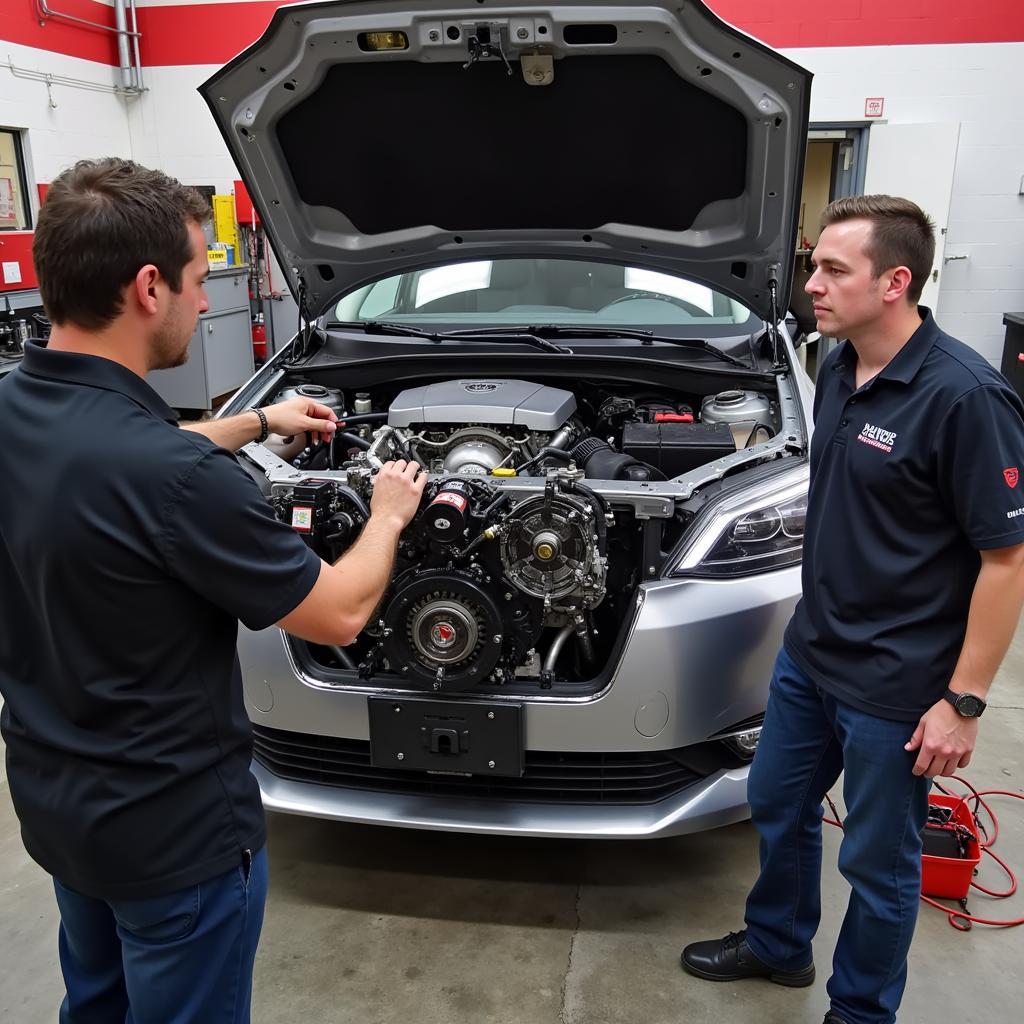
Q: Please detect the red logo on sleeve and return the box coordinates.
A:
[1005,467,1020,488]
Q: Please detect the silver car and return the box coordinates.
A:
[203,0,814,838]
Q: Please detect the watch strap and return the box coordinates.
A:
[943,688,986,718]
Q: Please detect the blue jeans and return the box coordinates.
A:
[52,846,268,1024]
[743,647,929,1024]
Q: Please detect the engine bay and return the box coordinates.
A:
[251,373,794,696]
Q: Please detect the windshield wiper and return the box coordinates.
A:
[333,320,439,339]
[331,320,751,365]
[423,328,571,353]
[478,324,754,368]
[332,320,572,353]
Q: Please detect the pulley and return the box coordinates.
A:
[381,569,504,690]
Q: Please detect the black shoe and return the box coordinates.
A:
[823,1016,849,1024]
[680,930,815,987]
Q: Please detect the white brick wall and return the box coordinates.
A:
[1,42,133,195]
[125,65,239,192]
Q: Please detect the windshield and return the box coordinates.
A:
[332,259,755,329]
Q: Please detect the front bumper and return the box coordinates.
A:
[240,566,800,838]
[253,759,752,839]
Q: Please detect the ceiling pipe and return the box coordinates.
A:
[113,0,133,91]
[35,0,140,40]
[128,0,143,93]
[35,0,144,93]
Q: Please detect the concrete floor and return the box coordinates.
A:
[2,631,1022,1024]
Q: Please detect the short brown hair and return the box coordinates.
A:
[820,195,936,304]
[33,159,210,330]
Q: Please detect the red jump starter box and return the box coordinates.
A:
[920,793,982,900]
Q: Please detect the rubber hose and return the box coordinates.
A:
[574,615,597,669]
[329,431,371,467]
[332,483,370,520]
[742,421,776,448]
[481,491,511,520]
[519,447,573,476]
[334,412,387,426]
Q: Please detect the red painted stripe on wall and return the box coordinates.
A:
[3,0,120,66]
[6,1,1024,68]
[136,2,280,67]
[132,0,1024,66]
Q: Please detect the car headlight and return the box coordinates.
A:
[673,464,808,578]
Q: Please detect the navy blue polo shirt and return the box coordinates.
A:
[0,343,321,899]
[785,308,1024,721]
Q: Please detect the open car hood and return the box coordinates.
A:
[200,0,811,321]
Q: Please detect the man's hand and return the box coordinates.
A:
[277,459,427,645]
[263,396,338,444]
[369,460,427,530]
[905,698,979,778]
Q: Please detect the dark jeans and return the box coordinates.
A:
[743,647,929,1024]
[52,846,268,1024]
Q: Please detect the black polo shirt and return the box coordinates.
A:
[785,308,1024,721]
[0,343,321,899]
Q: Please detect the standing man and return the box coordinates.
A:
[0,158,426,1023]
[681,196,1024,1024]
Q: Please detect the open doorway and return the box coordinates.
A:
[790,125,868,375]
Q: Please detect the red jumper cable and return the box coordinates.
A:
[823,775,1023,931]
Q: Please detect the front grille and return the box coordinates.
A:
[252,725,709,806]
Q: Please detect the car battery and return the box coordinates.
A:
[622,421,735,477]
[920,793,981,901]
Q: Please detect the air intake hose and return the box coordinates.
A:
[570,437,663,481]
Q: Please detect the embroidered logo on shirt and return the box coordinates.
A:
[1004,467,1020,488]
[856,422,897,454]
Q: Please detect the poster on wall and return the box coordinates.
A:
[0,178,16,226]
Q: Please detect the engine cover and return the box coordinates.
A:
[388,379,576,431]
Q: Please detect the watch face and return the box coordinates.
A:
[956,694,985,717]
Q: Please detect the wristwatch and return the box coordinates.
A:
[942,689,987,718]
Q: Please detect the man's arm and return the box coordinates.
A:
[276,460,427,644]
[182,395,338,451]
[182,409,265,451]
[905,542,1024,777]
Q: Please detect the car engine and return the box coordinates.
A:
[388,379,579,476]
[265,376,780,693]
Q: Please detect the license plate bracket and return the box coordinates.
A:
[368,696,524,777]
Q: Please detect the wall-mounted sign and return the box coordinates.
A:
[0,178,16,226]
[865,97,885,118]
